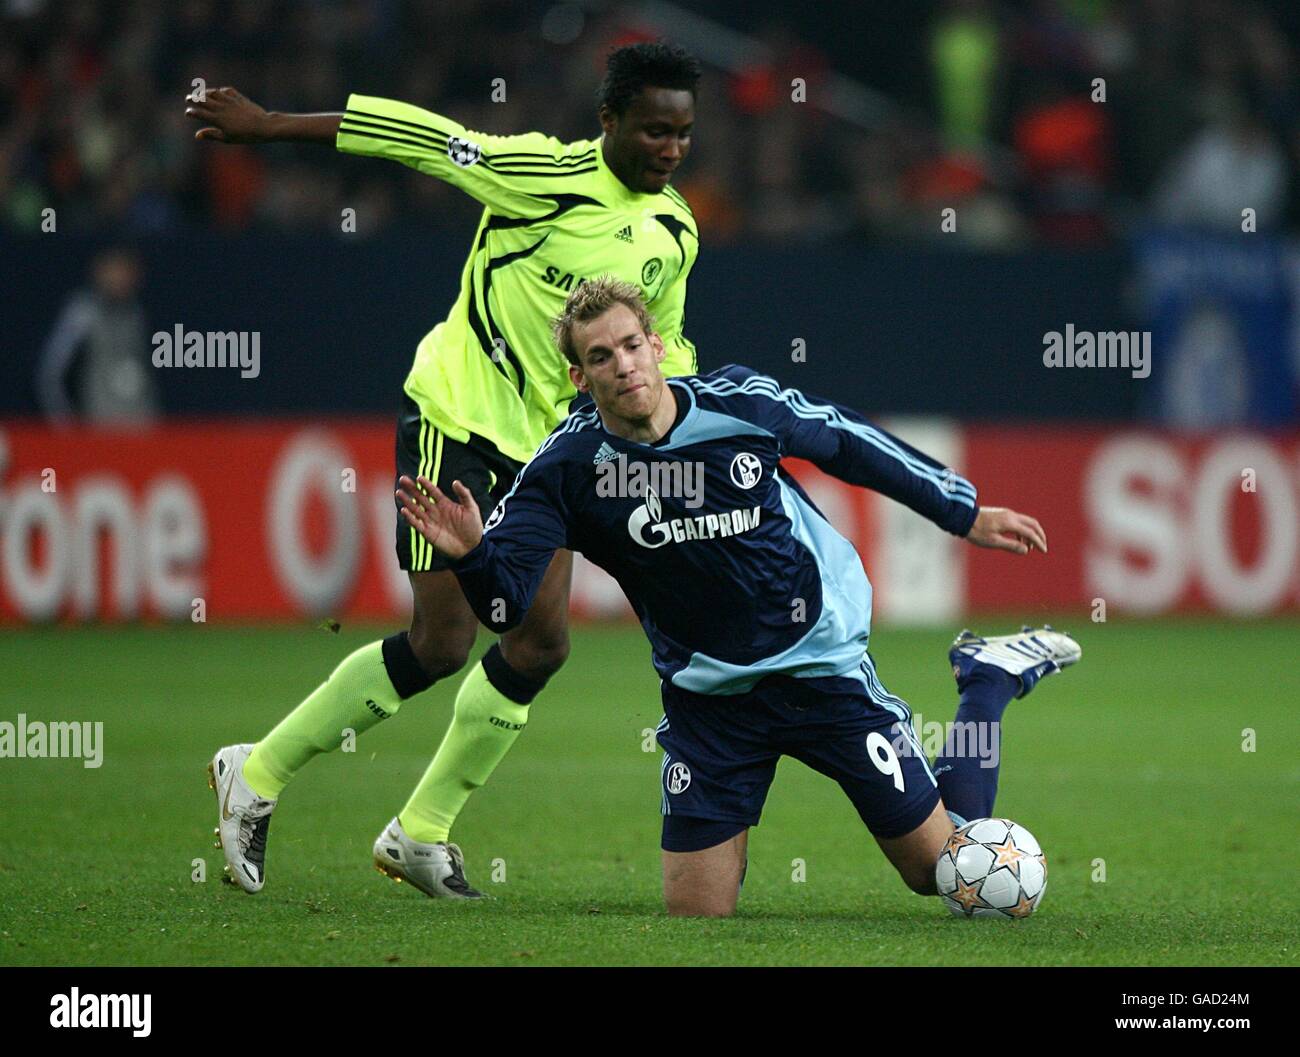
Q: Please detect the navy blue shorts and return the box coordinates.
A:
[656,669,940,852]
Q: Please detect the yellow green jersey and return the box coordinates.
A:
[336,94,700,464]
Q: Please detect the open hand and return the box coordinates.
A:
[966,507,1047,555]
[395,475,484,561]
[185,86,271,143]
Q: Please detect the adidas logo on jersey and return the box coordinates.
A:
[593,442,620,465]
[615,225,633,243]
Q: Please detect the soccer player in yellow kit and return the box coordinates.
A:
[188,43,701,898]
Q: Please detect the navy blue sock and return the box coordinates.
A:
[934,666,1020,822]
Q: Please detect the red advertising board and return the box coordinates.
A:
[963,427,1300,615]
[1,421,1296,623]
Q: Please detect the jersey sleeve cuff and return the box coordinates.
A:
[335,93,364,153]
[449,537,490,571]
[953,502,979,538]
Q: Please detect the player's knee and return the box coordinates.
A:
[528,634,571,679]
[665,891,737,918]
[899,863,938,896]
[406,617,474,680]
[499,630,570,682]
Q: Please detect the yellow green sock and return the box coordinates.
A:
[243,641,403,799]
[399,658,530,843]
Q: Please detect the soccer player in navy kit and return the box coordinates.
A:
[397,277,1080,916]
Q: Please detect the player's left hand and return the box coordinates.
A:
[185,85,271,143]
[396,475,484,560]
[966,507,1047,555]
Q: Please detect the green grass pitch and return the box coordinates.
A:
[1,618,1296,966]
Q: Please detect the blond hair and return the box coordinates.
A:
[551,275,656,365]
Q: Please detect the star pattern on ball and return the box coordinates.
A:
[952,878,986,913]
[989,837,1027,878]
[1005,891,1036,918]
[945,829,978,857]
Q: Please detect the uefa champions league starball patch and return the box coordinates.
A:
[447,136,482,167]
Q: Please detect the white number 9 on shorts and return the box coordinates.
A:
[866,731,905,792]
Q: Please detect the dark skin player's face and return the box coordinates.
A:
[600,87,695,194]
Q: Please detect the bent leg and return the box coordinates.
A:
[782,665,946,897]
[655,682,780,917]
[932,663,1019,825]
[663,829,749,917]
[405,569,482,680]
[498,549,574,682]
[399,552,574,843]
[874,799,955,895]
[242,570,475,800]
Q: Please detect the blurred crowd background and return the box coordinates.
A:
[3,0,1299,244]
[3,0,1299,428]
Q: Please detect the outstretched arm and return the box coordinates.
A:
[189,88,595,220]
[718,367,1048,556]
[185,86,341,144]
[397,469,569,631]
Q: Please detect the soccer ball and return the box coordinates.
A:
[934,817,1047,919]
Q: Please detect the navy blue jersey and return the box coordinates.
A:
[451,365,978,694]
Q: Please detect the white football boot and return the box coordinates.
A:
[207,744,277,893]
[373,817,484,900]
[949,625,1081,698]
